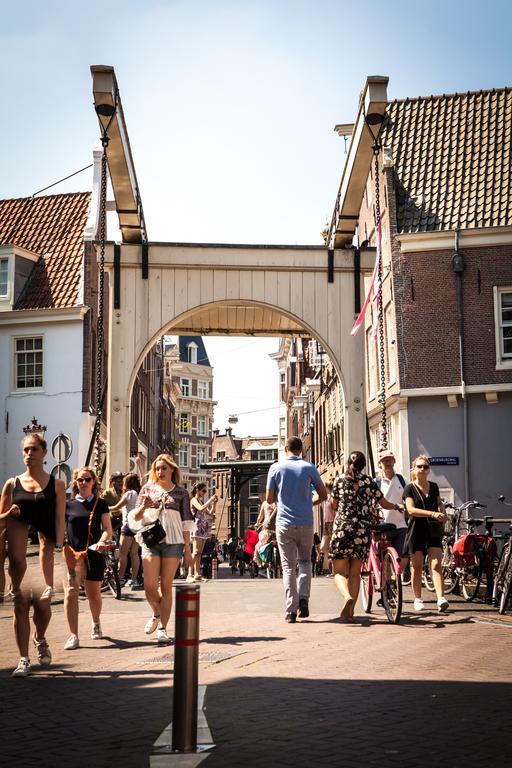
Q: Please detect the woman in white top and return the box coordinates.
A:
[109,473,141,587]
[130,455,193,645]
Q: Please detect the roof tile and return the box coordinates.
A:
[384,88,512,232]
[0,192,91,309]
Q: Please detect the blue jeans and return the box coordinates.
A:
[276,524,313,614]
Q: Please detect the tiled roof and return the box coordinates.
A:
[0,192,91,309]
[382,88,512,233]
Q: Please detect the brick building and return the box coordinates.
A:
[0,155,175,483]
[167,335,215,490]
[326,77,512,509]
[210,429,278,540]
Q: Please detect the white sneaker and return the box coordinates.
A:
[144,615,160,634]
[64,634,80,650]
[437,597,449,612]
[185,575,195,583]
[33,636,52,666]
[91,622,102,640]
[413,598,425,612]
[156,627,171,645]
[12,657,31,677]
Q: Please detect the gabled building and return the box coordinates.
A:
[168,335,215,489]
[0,156,174,483]
[327,77,512,508]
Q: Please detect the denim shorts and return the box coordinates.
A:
[141,541,184,559]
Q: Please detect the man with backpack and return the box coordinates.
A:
[376,450,409,571]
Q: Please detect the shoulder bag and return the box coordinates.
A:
[141,495,167,548]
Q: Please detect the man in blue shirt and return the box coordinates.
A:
[266,436,327,623]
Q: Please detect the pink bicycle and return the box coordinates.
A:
[361,522,403,624]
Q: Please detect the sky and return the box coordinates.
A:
[2,0,512,434]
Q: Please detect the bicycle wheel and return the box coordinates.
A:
[441,539,458,595]
[382,551,402,624]
[460,550,483,601]
[360,566,373,613]
[423,555,435,592]
[105,556,122,600]
[498,555,512,614]
[493,543,510,607]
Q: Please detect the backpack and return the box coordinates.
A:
[375,474,406,490]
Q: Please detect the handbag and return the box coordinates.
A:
[64,498,99,569]
[141,517,167,547]
[141,495,167,547]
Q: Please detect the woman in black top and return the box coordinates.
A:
[63,466,112,651]
[0,434,66,677]
[403,455,449,613]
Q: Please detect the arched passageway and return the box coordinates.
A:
[104,242,373,475]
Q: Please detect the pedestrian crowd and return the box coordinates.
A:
[0,432,451,677]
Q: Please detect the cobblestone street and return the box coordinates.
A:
[1,561,511,768]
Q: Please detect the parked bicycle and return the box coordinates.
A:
[361,522,403,624]
[493,496,512,614]
[423,500,488,600]
[101,539,121,600]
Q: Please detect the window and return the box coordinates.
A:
[0,258,8,297]
[197,446,207,466]
[15,336,43,389]
[179,413,190,434]
[180,378,190,397]
[197,415,207,436]
[494,287,512,369]
[249,505,259,525]
[249,478,260,496]
[179,444,189,467]
[385,303,397,385]
[249,449,277,461]
[366,327,376,400]
[198,380,208,399]
[187,343,198,364]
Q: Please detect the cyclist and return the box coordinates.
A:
[375,450,409,572]
[403,455,449,612]
[253,500,276,566]
[244,525,260,576]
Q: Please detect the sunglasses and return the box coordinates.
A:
[416,465,430,470]
[77,477,94,483]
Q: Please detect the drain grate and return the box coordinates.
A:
[139,649,246,665]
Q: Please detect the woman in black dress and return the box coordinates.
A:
[403,455,448,612]
[329,451,398,622]
[0,434,66,677]
[63,467,113,650]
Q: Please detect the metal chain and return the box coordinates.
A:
[93,136,109,474]
[373,145,388,450]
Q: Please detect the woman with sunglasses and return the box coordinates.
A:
[130,454,193,645]
[0,434,65,677]
[403,456,449,612]
[63,467,113,650]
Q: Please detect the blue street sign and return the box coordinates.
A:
[428,457,459,466]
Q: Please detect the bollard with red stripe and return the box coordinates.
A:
[211,557,218,579]
[172,583,200,752]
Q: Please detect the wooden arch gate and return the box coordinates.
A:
[103,241,373,477]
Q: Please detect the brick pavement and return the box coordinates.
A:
[1,561,511,768]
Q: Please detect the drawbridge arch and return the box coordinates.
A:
[104,242,374,475]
